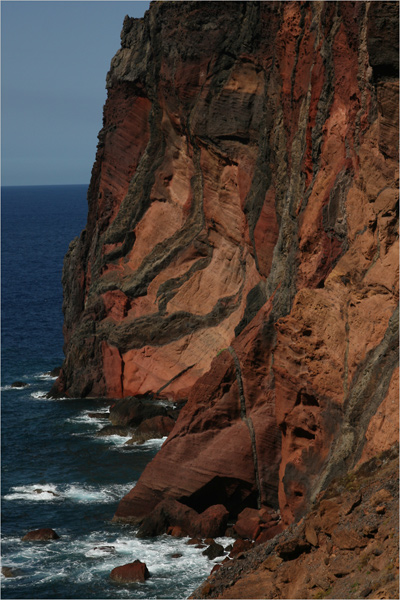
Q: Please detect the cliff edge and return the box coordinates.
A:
[53,0,398,587]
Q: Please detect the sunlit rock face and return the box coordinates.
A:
[54,1,398,528]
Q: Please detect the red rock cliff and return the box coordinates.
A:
[54,1,398,530]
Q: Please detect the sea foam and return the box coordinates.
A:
[3,483,134,504]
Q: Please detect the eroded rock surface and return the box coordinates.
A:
[192,445,399,599]
[55,0,398,574]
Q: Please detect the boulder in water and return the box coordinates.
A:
[11,381,28,388]
[110,560,150,583]
[22,528,60,541]
[202,542,225,560]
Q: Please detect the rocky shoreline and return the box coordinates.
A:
[192,444,399,599]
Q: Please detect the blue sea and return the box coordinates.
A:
[1,185,227,599]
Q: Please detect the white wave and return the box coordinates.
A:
[96,434,133,446]
[30,390,68,400]
[35,372,58,381]
[3,483,134,504]
[1,384,29,391]
[106,435,168,451]
[4,484,61,502]
[65,410,109,428]
[141,436,167,449]
[30,390,48,399]
[84,545,117,558]
[1,527,234,597]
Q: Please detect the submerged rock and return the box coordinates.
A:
[1,566,24,578]
[33,488,60,497]
[93,545,115,554]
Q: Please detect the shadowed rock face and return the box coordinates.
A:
[55,2,398,530]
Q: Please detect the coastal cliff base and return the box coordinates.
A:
[192,444,399,599]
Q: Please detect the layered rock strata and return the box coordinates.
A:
[55,0,398,538]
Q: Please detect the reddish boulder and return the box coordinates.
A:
[229,539,254,557]
[255,523,284,545]
[186,538,203,546]
[167,526,186,538]
[234,507,262,540]
[233,507,280,540]
[110,560,150,583]
[195,504,229,539]
[137,498,229,539]
[136,498,196,538]
[22,528,59,541]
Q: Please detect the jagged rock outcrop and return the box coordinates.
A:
[192,444,399,599]
[54,0,398,543]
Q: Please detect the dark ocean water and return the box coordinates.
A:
[1,185,226,599]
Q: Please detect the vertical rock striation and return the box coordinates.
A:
[54,1,398,532]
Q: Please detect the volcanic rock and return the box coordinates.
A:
[22,528,59,542]
[87,412,110,419]
[48,367,61,377]
[191,445,399,599]
[109,396,173,427]
[96,425,133,437]
[53,1,399,590]
[229,539,254,558]
[196,505,230,539]
[11,381,28,388]
[109,560,150,583]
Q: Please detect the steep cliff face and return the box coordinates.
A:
[55,0,398,535]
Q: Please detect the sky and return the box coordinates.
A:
[1,1,150,186]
